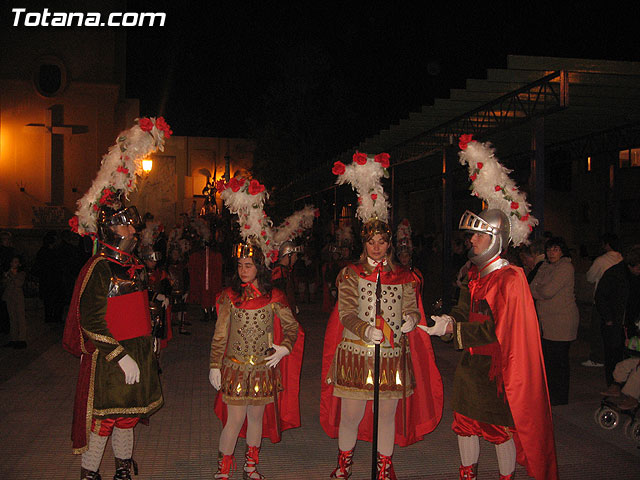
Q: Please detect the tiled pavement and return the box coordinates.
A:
[0,299,639,479]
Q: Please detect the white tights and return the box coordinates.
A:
[338,398,398,456]
[457,435,516,476]
[218,404,266,455]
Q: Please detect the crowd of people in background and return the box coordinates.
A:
[1,217,640,413]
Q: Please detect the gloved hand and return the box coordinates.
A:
[118,354,140,384]
[365,325,384,344]
[156,294,170,308]
[417,315,453,336]
[401,313,418,333]
[209,368,221,389]
[265,344,290,368]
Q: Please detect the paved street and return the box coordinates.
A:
[0,298,638,479]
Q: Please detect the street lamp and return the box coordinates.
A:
[142,158,153,172]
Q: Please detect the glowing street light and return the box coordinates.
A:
[142,158,153,172]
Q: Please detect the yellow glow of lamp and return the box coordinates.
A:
[142,158,153,172]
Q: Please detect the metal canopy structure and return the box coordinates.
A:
[287,55,640,201]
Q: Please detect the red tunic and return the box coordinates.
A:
[320,264,443,446]
[188,247,223,308]
[213,288,305,443]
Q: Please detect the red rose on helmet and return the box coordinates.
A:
[458,134,474,150]
[215,179,227,192]
[353,152,367,165]
[521,214,529,221]
[495,185,502,192]
[117,165,129,174]
[139,118,154,132]
[229,177,245,192]
[248,179,265,195]
[155,117,173,138]
[371,193,378,201]
[314,209,320,218]
[332,161,346,175]
[470,173,477,181]
[510,201,519,210]
[374,152,390,168]
[477,162,483,169]
[244,224,251,230]
[69,216,79,233]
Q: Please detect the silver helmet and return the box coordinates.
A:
[97,205,141,258]
[459,209,511,268]
[278,241,303,258]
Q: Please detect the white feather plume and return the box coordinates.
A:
[273,205,318,245]
[459,139,538,247]
[71,117,171,236]
[220,177,278,266]
[334,153,390,224]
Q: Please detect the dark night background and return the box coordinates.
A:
[4,2,640,189]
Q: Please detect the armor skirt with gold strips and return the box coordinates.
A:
[326,339,415,400]
[220,355,282,406]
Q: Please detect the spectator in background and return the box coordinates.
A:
[0,231,16,335]
[2,255,27,349]
[595,245,640,392]
[32,231,64,324]
[530,236,580,406]
[583,233,623,367]
[519,238,546,284]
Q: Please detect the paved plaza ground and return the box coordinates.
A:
[0,298,638,479]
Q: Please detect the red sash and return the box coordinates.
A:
[105,291,152,340]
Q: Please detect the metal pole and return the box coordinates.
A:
[371,273,382,480]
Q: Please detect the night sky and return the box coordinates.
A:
[125,2,639,157]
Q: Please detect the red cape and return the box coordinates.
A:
[320,264,443,446]
[471,265,558,480]
[188,247,223,307]
[213,288,304,443]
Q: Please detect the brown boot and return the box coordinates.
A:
[215,452,236,479]
[330,448,354,478]
[243,445,265,479]
[81,467,102,480]
[459,463,478,479]
[113,458,137,480]
[600,383,622,397]
[376,452,397,480]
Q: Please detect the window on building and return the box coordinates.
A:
[619,148,640,168]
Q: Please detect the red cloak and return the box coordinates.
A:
[188,246,223,307]
[470,265,558,480]
[213,288,304,443]
[320,264,443,446]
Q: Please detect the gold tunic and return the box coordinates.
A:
[326,262,420,400]
[210,288,298,405]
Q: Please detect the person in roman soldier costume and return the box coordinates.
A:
[140,244,172,355]
[321,152,443,480]
[395,219,425,311]
[271,241,301,314]
[63,117,171,480]
[420,135,558,480]
[210,176,304,479]
[322,226,353,314]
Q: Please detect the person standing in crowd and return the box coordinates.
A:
[140,246,173,354]
[210,176,304,480]
[272,241,301,314]
[422,137,557,480]
[530,237,580,405]
[583,233,623,367]
[63,116,169,480]
[0,231,16,335]
[32,231,64,324]
[188,221,223,323]
[322,153,442,479]
[2,255,27,349]
[167,247,190,335]
[519,238,546,284]
[595,245,640,394]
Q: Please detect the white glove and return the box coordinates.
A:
[417,315,453,336]
[401,313,418,333]
[118,354,140,384]
[209,368,221,389]
[365,325,384,344]
[265,344,290,368]
[156,294,170,308]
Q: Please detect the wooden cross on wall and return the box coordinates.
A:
[26,104,88,205]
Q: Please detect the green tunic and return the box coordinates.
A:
[79,258,163,418]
